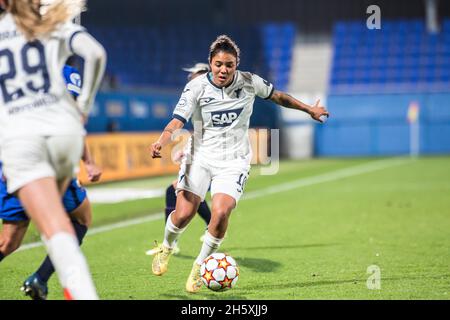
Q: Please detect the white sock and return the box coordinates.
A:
[44,232,98,300]
[162,212,186,249]
[195,232,224,265]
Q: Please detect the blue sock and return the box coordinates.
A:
[165,184,177,223]
[165,207,175,223]
[197,201,211,226]
[36,219,88,283]
[0,251,4,262]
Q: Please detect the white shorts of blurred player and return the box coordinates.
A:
[1,135,84,194]
[176,160,250,204]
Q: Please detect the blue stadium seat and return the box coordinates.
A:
[83,22,293,89]
[330,19,445,92]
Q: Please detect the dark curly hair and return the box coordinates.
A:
[208,34,240,66]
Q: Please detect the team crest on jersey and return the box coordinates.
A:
[234,88,243,98]
[211,108,243,127]
[200,97,215,104]
[176,97,187,109]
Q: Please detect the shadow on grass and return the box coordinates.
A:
[223,243,339,252]
[173,243,337,272]
[248,278,362,291]
[174,254,282,273]
[234,256,282,273]
[382,274,450,282]
[246,274,450,292]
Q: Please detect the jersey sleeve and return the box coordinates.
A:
[55,22,87,56]
[172,81,200,124]
[252,74,274,100]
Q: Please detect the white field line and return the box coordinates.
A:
[16,213,164,252]
[87,188,165,204]
[243,157,410,200]
[15,157,409,252]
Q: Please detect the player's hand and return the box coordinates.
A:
[85,163,102,182]
[309,99,329,123]
[151,142,162,158]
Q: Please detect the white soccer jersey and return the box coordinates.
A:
[173,70,274,166]
[0,13,85,140]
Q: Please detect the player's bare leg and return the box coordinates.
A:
[152,190,201,276]
[207,193,236,239]
[170,190,202,228]
[186,193,235,293]
[0,220,29,258]
[18,177,98,300]
[22,197,93,300]
[157,180,211,255]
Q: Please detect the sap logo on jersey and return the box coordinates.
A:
[211,108,243,127]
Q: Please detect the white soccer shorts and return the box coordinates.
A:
[1,135,84,193]
[176,159,250,203]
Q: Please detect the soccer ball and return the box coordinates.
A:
[200,253,239,291]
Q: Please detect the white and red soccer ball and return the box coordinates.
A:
[200,253,239,291]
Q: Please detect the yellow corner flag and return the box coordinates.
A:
[407,102,420,124]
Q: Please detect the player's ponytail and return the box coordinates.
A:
[208,35,241,66]
[8,0,85,40]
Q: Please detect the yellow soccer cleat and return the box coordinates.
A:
[185,262,203,293]
[147,240,180,256]
[151,241,173,276]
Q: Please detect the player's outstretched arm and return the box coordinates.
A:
[150,118,185,159]
[270,90,329,123]
[71,32,107,117]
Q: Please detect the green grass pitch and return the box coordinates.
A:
[0,157,449,300]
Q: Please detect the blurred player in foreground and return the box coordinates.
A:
[0,0,106,299]
[149,35,328,293]
[146,63,211,256]
[0,65,101,300]
[0,65,101,301]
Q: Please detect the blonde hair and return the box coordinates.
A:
[8,0,85,40]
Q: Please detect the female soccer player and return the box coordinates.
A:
[151,63,212,256]
[0,0,106,299]
[149,35,329,293]
[0,64,102,300]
